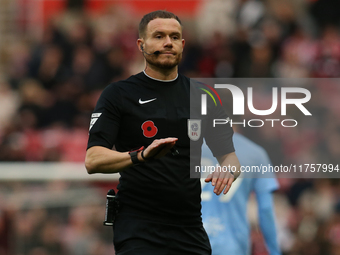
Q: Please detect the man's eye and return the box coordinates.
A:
[155,35,162,39]
[172,36,179,40]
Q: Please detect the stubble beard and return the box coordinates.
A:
[145,54,182,70]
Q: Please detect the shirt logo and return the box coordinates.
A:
[139,98,157,104]
[89,113,102,131]
[188,119,201,141]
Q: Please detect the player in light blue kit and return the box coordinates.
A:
[201,132,281,255]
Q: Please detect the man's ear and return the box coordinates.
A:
[137,39,144,52]
[181,39,185,53]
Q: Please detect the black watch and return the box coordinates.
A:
[129,146,144,165]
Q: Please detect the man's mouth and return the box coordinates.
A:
[160,52,176,55]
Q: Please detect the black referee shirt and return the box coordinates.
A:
[87,72,234,225]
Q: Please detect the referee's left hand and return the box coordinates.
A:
[204,152,241,195]
[205,171,234,195]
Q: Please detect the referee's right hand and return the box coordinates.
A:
[141,138,178,160]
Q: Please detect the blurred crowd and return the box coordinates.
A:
[1,0,340,254]
[0,181,116,255]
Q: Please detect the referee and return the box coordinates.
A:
[85,10,241,255]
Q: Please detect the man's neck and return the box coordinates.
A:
[144,65,178,81]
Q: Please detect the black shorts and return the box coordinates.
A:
[113,214,211,255]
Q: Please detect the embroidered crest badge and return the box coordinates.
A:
[188,119,201,141]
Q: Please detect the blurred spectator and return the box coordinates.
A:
[237,0,265,30]
[5,42,31,89]
[64,44,107,91]
[0,78,20,134]
[249,41,274,77]
[274,27,317,78]
[312,25,340,78]
[196,0,237,42]
[30,45,65,90]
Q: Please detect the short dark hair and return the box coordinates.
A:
[138,10,182,38]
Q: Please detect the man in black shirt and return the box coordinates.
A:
[85,10,241,255]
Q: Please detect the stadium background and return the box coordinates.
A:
[0,0,340,254]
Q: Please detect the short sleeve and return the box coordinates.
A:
[205,104,235,157]
[87,84,122,150]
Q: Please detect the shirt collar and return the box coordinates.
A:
[143,70,178,82]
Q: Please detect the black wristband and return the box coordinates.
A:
[129,151,140,164]
[129,146,144,165]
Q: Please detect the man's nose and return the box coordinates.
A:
[164,36,173,47]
